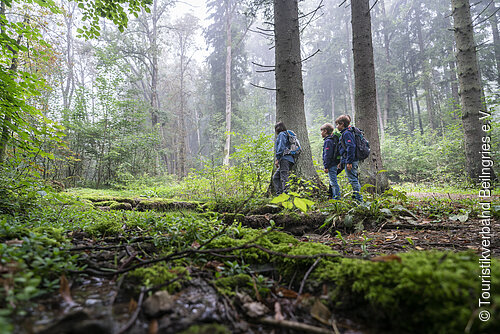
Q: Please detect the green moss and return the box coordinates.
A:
[128,263,191,293]
[207,229,299,263]
[213,273,252,296]
[178,324,230,334]
[136,199,201,212]
[93,200,119,207]
[109,202,133,210]
[316,251,500,333]
[85,218,121,236]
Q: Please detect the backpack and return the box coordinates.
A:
[331,132,342,164]
[284,130,302,160]
[340,126,370,161]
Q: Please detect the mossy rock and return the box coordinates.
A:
[94,200,119,207]
[85,218,122,236]
[109,202,133,210]
[81,196,135,205]
[128,263,191,293]
[136,199,201,212]
[213,273,252,296]
[316,251,500,333]
[178,324,230,334]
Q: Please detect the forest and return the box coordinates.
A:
[0,0,499,333]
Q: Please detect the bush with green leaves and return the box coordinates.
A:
[176,132,273,202]
[0,215,80,331]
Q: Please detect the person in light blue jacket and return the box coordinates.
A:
[273,122,295,194]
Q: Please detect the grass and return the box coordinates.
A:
[393,182,500,196]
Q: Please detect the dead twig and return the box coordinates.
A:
[115,287,146,334]
[256,317,333,334]
[298,257,321,296]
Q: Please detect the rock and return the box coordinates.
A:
[143,290,175,317]
[236,293,269,318]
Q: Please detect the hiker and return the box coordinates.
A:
[336,115,363,202]
[273,122,299,195]
[320,123,341,200]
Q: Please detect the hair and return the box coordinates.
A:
[320,123,335,135]
[275,121,287,135]
[335,115,351,128]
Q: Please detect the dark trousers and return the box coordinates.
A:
[273,159,293,195]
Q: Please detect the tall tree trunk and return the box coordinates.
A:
[446,17,460,107]
[452,0,497,181]
[0,1,19,164]
[414,2,436,131]
[177,33,187,177]
[376,92,385,144]
[223,0,232,166]
[381,0,390,128]
[273,0,318,182]
[62,2,76,110]
[402,54,415,132]
[488,1,500,87]
[351,0,388,192]
[151,0,159,128]
[331,82,336,120]
[345,19,356,117]
[410,61,424,135]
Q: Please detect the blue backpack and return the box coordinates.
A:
[284,130,302,159]
[341,127,370,161]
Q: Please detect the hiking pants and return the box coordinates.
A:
[273,159,293,195]
[328,166,341,200]
[345,161,363,202]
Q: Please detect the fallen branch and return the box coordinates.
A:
[256,317,333,334]
[116,287,145,334]
[298,257,321,296]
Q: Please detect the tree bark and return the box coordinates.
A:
[488,1,500,87]
[351,0,388,192]
[414,2,436,131]
[273,0,319,182]
[62,2,76,110]
[223,0,232,166]
[452,0,497,181]
[381,0,390,128]
[345,19,356,118]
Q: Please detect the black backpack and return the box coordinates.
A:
[330,132,342,165]
[340,127,370,161]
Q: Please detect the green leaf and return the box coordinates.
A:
[270,193,290,204]
[282,201,294,210]
[294,197,308,213]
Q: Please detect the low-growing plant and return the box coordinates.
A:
[270,192,315,213]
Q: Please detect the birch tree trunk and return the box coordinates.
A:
[273,0,319,182]
[451,0,497,180]
[351,0,388,192]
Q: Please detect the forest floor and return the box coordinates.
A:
[6,190,500,334]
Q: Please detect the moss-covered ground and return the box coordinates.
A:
[0,186,498,334]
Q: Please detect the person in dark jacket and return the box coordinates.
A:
[335,115,363,202]
[273,122,295,194]
[321,123,341,200]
